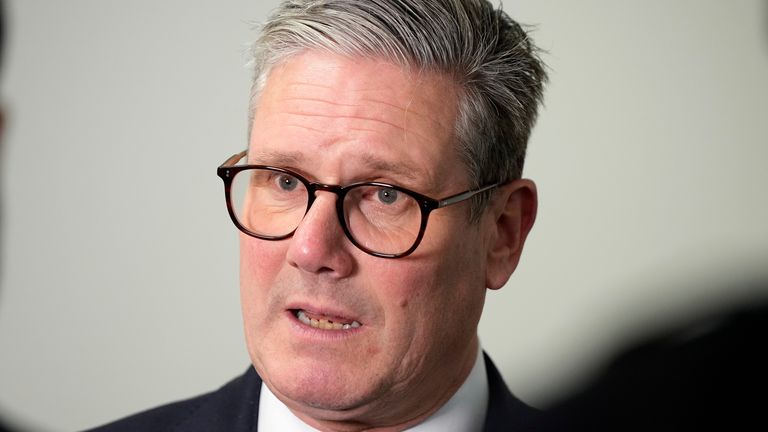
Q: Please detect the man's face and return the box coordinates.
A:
[240,51,497,426]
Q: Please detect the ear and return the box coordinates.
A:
[484,179,538,290]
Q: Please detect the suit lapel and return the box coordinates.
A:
[482,352,542,431]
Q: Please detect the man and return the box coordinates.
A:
[88,0,546,430]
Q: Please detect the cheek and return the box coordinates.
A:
[376,255,484,386]
[382,227,487,341]
[240,236,286,312]
[375,259,455,338]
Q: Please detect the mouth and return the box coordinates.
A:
[291,309,362,330]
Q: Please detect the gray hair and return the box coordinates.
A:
[249,0,547,220]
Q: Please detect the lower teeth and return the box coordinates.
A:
[296,310,361,330]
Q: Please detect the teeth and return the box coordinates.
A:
[296,310,361,330]
[297,310,311,325]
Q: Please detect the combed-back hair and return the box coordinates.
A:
[250,0,547,220]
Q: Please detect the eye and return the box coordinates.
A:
[377,188,398,204]
[276,174,299,191]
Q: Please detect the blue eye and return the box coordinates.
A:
[377,188,398,204]
[277,174,299,191]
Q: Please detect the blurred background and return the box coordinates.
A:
[0,1,766,430]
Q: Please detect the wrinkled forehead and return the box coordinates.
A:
[252,50,460,127]
[247,51,467,189]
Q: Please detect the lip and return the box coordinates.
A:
[286,301,364,325]
[285,310,365,341]
[284,301,366,339]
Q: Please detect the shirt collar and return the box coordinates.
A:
[257,345,489,431]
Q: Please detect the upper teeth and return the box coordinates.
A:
[296,310,361,330]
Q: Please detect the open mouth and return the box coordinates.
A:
[292,309,362,330]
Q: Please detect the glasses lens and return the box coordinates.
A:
[230,168,308,237]
[344,185,422,255]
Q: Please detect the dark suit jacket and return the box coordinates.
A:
[85,353,540,431]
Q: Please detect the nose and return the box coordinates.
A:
[285,191,355,277]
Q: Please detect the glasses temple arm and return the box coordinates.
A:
[219,150,248,168]
[437,183,499,208]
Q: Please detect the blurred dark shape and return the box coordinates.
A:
[0,413,16,432]
[542,282,768,431]
[1,2,19,431]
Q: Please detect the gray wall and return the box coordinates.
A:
[0,1,766,431]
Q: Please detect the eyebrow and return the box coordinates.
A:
[247,150,304,166]
[359,153,421,183]
[248,150,426,185]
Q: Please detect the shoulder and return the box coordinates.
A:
[482,352,543,432]
[83,367,262,432]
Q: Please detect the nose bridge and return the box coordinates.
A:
[303,181,345,229]
[286,181,354,276]
[310,182,343,198]
[306,182,344,219]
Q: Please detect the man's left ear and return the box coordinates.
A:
[484,179,538,290]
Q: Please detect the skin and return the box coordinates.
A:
[240,50,537,432]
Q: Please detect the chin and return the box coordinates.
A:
[267,358,385,413]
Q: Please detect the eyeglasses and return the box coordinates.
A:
[217,150,498,258]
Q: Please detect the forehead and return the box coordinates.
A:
[249,51,466,190]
